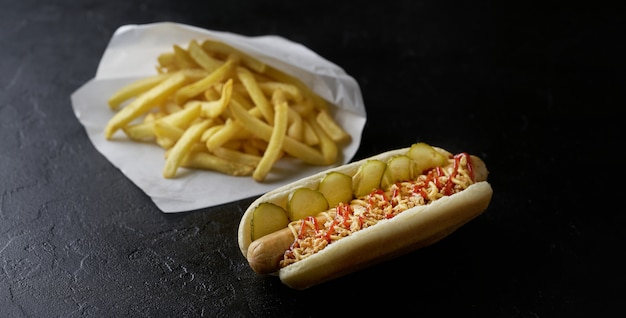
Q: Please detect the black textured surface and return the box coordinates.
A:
[1,0,624,317]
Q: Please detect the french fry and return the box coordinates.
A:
[162,101,183,114]
[143,112,160,123]
[263,65,328,112]
[200,78,233,118]
[247,138,269,154]
[105,71,188,139]
[229,98,326,165]
[242,141,261,156]
[182,151,254,176]
[291,98,315,118]
[212,147,262,168]
[180,69,211,81]
[259,82,303,103]
[206,118,246,151]
[157,52,176,72]
[286,107,304,141]
[154,121,184,149]
[230,90,255,110]
[201,39,266,73]
[123,121,156,141]
[222,139,244,150]
[306,116,338,165]
[253,89,289,181]
[204,86,221,101]
[163,119,211,178]
[108,73,172,110]
[187,40,223,73]
[236,67,274,125]
[173,44,199,70]
[302,120,320,146]
[200,124,224,143]
[174,57,238,105]
[159,103,202,129]
[316,109,351,143]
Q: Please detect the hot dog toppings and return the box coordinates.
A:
[280,152,475,268]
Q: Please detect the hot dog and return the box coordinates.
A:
[238,142,493,290]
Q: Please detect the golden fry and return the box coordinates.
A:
[200,124,224,143]
[306,116,338,165]
[173,44,199,70]
[174,57,238,105]
[159,103,202,129]
[162,101,183,114]
[201,78,233,118]
[291,98,315,118]
[157,52,176,72]
[187,40,223,72]
[180,69,210,81]
[206,118,249,151]
[247,138,269,153]
[108,73,172,110]
[230,90,255,110]
[316,109,351,143]
[236,67,274,125]
[201,39,266,73]
[253,90,288,181]
[259,82,303,103]
[163,119,211,178]
[182,151,254,176]
[204,86,221,101]
[302,120,320,146]
[122,121,156,141]
[229,98,326,165]
[242,140,262,156]
[212,147,262,168]
[154,121,184,149]
[143,112,160,123]
[105,71,188,139]
[263,66,328,112]
[286,107,303,141]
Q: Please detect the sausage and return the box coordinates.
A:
[470,155,489,182]
[247,215,330,274]
[246,227,294,274]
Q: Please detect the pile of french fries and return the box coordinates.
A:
[104,39,350,182]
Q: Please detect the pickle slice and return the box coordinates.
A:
[251,202,290,241]
[407,142,449,173]
[352,159,387,198]
[287,187,329,221]
[318,171,353,208]
[381,154,417,189]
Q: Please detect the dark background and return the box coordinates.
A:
[1,0,624,317]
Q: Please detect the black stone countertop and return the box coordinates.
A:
[2,0,624,316]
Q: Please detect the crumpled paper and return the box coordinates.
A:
[70,22,366,213]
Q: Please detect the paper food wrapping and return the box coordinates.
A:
[71,22,366,213]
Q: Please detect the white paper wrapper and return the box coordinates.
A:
[70,22,366,213]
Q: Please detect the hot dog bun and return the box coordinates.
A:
[238,145,492,290]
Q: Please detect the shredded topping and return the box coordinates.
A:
[280,152,475,268]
